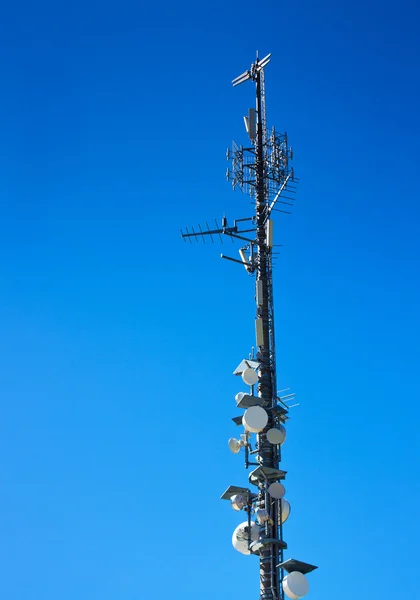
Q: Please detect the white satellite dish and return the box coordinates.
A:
[242,406,268,433]
[232,520,260,555]
[242,368,258,386]
[268,482,285,499]
[267,425,286,445]
[231,494,247,511]
[282,571,309,599]
[280,498,291,523]
[228,438,242,454]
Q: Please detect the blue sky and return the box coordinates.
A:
[0,0,419,598]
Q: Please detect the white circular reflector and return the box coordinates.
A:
[232,521,260,555]
[242,406,268,433]
[282,571,309,599]
[231,494,247,511]
[242,368,258,386]
[268,482,285,499]
[280,498,291,523]
[228,438,241,454]
[267,425,286,445]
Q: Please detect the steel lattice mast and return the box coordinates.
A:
[181,53,317,600]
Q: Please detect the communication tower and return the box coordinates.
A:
[181,53,317,600]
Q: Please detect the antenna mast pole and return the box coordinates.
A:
[181,52,317,600]
[254,58,280,600]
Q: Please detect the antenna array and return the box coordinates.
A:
[181,53,317,600]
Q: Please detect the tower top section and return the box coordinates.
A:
[232,52,272,87]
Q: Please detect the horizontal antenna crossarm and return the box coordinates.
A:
[223,231,256,244]
[220,254,252,267]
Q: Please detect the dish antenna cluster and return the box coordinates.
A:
[181,52,317,600]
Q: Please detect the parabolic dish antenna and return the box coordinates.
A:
[242,367,258,386]
[267,425,286,445]
[280,498,291,523]
[232,520,260,555]
[282,571,309,599]
[228,438,242,454]
[231,494,247,511]
[268,482,285,499]
[242,406,268,433]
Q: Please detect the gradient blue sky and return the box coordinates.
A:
[0,0,419,598]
